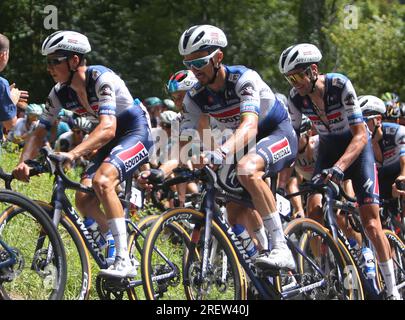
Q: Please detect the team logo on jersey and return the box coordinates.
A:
[99,84,113,97]
[332,77,345,88]
[117,142,148,172]
[268,138,291,163]
[239,82,255,97]
[383,148,396,159]
[228,74,240,83]
[92,70,101,80]
[212,107,241,124]
[344,93,356,106]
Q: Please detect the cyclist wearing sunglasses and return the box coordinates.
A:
[177,24,298,270]
[13,30,153,278]
[280,43,400,299]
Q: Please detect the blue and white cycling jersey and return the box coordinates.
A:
[180,65,297,180]
[288,73,364,143]
[39,65,152,182]
[377,122,405,174]
[287,73,379,206]
[40,65,151,136]
[180,65,289,136]
[376,122,405,199]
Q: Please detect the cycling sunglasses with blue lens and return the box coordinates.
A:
[46,56,68,66]
[183,49,219,70]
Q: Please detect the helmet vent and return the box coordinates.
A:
[50,36,64,48]
[290,50,299,64]
[192,31,205,45]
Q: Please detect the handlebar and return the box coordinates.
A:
[40,146,94,194]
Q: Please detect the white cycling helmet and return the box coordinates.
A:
[178,25,227,56]
[160,111,180,125]
[73,117,93,133]
[279,43,322,74]
[41,30,91,56]
[358,95,386,116]
[26,104,44,116]
[166,70,198,93]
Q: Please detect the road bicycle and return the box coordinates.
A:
[286,177,405,299]
[0,167,67,300]
[0,147,190,300]
[141,165,363,300]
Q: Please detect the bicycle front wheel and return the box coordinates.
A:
[0,190,67,300]
[141,208,245,300]
[284,218,364,300]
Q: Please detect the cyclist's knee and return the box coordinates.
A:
[93,174,115,196]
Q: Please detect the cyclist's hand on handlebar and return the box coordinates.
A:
[137,170,153,191]
[321,166,344,184]
[393,175,405,198]
[201,149,224,170]
[13,162,31,182]
[51,151,75,164]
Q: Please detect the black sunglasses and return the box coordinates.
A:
[46,56,68,66]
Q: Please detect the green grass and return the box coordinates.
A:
[0,146,158,300]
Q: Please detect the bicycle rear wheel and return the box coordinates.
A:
[284,218,364,300]
[142,208,245,300]
[0,190,67,300]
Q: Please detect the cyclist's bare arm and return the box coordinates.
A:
[70,114,116,159]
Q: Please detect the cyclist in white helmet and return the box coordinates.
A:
[174,24,298,269]
[280,43,400,299]
[13,30,153,278]
[360,95,405,206]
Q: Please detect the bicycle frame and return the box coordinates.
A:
[190,168,332,300]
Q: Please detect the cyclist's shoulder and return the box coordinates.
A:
[325,73,350,89]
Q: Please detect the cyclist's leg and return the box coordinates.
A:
[226,202,267,250]
[75,177,109,232]
[97,132,153,278]
[238,119,297,269]
[349,143,400,299]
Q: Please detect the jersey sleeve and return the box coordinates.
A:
[0,78,16,122]
[341,80,363,126]
[179,93,202,138]
[95,72,117,117]
[39,86,63,131]
[235,70,261,116]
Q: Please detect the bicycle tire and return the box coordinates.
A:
[383,229,405,299]
[142,208,245,300]
[0,190,67,300]
[0,201,92,300]
[284,218,364,300]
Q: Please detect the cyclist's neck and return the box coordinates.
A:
[207,65,226,92]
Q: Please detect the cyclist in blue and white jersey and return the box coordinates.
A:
[279,43,400,299]
[177,25,298,269]
[13,31,153,278]
[360,95,405,208]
